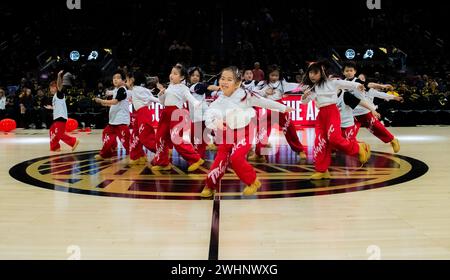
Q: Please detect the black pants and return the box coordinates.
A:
[33,108,49,128]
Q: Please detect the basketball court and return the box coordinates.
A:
[1,127,447,260]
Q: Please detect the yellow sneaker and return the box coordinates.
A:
[94,154,104,161]
[247,149,256,158]
[150,164,172,171]
[242,179,262,196]
[247,153,267,163]
[129,158,141,165]
[187,158,205,172]
[299,151,307,160]
[390,138,400,153]
[200,186,215,198]
[310,170,331,180]
[207,144,217,151]
[139,156,147,165]
[71,139,80,152]
[358,143,371,165]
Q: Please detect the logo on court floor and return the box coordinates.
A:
[9,149,428,200]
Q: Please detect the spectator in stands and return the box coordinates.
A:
[168,40,180,52]
[168,40,181,64]
[32,88,49,128]
[18,87,33,128]
[0,88,6,120]
[252,62,265,82]
[19,78,28,92]
[180,41,193,64]
[94,82,105,98]
[5,93,16,120]
[295,73,303,83]
[31,78,40,93]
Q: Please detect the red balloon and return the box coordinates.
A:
[65,118,78,132]
[0,118,17,132]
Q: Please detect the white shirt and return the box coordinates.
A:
[158,83,200,109]
[211,90,223,98]
[52,93,68,120]
[258,80,299,101]
[129,85,160,111]
[353,88,396,116]
[109,86,130,125]
[205,88,288,130]
[336,92,356,128]
[301,79,363,108]
[242,80,256,91]
[0,96,6,110]
[188,83,209,123]
[242,80,265,92]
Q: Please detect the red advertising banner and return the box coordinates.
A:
[280,94,318,128]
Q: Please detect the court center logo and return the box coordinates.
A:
[9,149,428,200]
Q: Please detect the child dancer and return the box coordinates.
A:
[352,72,403,153]
[45,70,79,152]
[127,71,161,164]
[150,64,204,172]
[249,65,306,162]
[337,88,381,142]
[242,68,264,91]
[187,67,220,158]
[200,66,295,198]
[301,62,371,180]
[94,70,131,160]
[342,62,401,152]
[241,67,265,159]
[332,72,383,141]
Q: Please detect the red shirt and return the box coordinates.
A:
[252,69,265,82]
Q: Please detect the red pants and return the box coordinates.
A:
[129,107,156,160]
[151,106,200,166]
[255,102,304,156]
[130,111,145,160]
[314,105,359,172]
[156,108,174,151]
[354,112,394,143]
[49,121,77,151]
[191,121,208,159]
[206,125,256,190]
[341,125,358,142]
[100,124,130,158]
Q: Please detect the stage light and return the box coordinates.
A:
[379,47,387,54]
[104,48,112,55]
[88,50,98,61]
[70,50,80,61]
[363,49,374,59]
[345,49,355,59]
